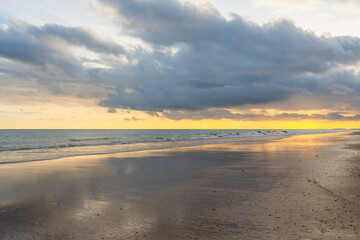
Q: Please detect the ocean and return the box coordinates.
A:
[0,129,347,164]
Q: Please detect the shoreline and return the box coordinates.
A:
[0,132,359,239]
[0,134,282,165]
[0,130,352,165]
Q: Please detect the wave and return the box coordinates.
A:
[0,129,350,164]
[0,140,126,152]
[0,130,292,153]
[68,137,114,142]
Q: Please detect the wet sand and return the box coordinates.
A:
[0,132,359,239]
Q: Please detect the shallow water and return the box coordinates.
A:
[0,129,348,163]
[0,133,359,239]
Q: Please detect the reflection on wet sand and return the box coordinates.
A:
[0,133,359,239]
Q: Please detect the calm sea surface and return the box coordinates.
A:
[0,129,347,163]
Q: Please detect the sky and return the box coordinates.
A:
[1,0,360,129]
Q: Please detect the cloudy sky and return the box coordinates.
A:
[1,0,360,129]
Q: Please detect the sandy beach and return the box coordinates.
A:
[0,132,359,239]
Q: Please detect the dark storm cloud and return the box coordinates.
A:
[0,21,126,98]
[124,116,143,121]
[0,22,81,73]
[107,107,117,113]
[29,24,125,55]
[2,0,360,121]
[96,0,360,113]
[100,0,225,45]
[162,109,360,121]
[0,21,124,68]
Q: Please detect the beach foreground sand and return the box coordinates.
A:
[0,132,359,239]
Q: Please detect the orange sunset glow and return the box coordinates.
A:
[1,0,360,129]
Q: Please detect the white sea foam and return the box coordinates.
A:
[0,129,350,164]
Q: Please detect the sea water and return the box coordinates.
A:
[0,129,347,164]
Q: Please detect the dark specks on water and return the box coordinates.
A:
[0,129,346,164]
